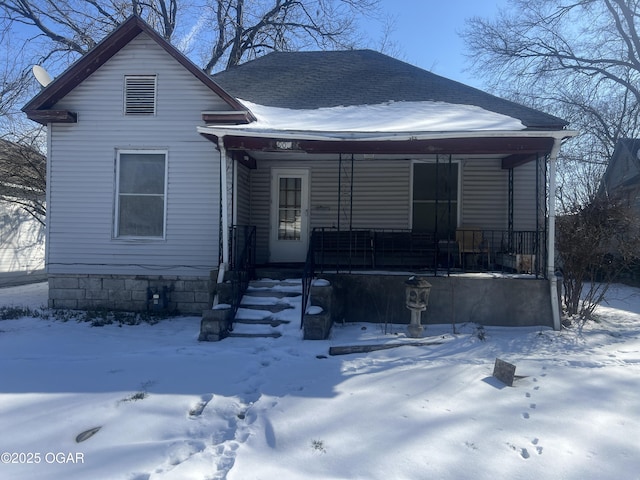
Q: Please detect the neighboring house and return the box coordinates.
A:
[23,16,575,328]
[600,138,640,207]
[0,139,46,284]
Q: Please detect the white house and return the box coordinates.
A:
[23,16,575,327]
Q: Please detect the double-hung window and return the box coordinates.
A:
[115,150,167,238]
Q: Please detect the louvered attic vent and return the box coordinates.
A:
[124,75,157,115]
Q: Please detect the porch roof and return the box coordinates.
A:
[198,91,576,163]
[198,123,577,166]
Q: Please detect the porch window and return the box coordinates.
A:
[278,177,302,240]
[115,151,167,238]
[412,162,459,239]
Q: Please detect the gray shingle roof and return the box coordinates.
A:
[212,50,567,130]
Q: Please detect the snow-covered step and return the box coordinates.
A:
[227,277,302,340]
[247,279,302,290]
[243,289,301,298]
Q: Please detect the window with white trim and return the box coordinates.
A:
[124,75,157,115]
[115,151,167,238]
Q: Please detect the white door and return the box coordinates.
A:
[270,168,310,263]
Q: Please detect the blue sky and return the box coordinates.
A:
[369,0,509,88]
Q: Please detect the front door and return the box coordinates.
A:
[270,168,310,263]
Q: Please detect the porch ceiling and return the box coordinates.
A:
[202,133,557,165]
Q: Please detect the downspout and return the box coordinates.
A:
[44,123,52,274]
[218,136,230,285]
[547,138,562,330]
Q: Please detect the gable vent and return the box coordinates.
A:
[124,75,157,115]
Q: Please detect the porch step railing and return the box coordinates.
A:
[227,225,257,329]
[300,232,316,328]
[310,227,546,277]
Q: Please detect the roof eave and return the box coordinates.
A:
[197,125,578,143]
[198,126,578,158]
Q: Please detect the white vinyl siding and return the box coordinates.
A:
[0,201,45,272]
[460,158,509,229]
[236,162,251,226]
[250,157,410,263]
[513,160,542,230]
[48,33,230,276]
[124,75,157,115]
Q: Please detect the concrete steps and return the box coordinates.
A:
[226,279,302,339]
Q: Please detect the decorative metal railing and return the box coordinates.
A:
[300,231,317,328]
[310,227,546,277]
[227,225,257,328]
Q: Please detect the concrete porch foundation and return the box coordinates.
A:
[320,273,554,328]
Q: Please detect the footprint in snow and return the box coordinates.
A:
[507,443,530,459]
[531,438,543,455]
[189,394,213,418]
[128,474,150,480]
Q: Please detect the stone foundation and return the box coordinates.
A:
[48,273,215,314]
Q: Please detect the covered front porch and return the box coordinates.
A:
[200,127,572,335]
[222,143,551,278]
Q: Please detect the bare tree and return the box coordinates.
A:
[464,0,640,103]
[557,193,640,320]
[0,0,379,73]
[0,134,46,225]
[462,0,640,176]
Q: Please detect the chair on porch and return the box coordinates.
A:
[456,227,490,270]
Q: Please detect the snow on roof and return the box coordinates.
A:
[232,99,526,133]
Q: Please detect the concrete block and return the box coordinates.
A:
[103,278,125,291]
[303,309,332,340]
[199,307,232,341]
[50,276,80,289]
[78,277,103,291]
[49,288,85,300]
[85,289,110,300]
[125,279,149,291]
[215,282,235,305]
[184,279,209,292]
[108,289,132,302]
[52,298,78,309]
[132,290,149,301]
[171,291,195,303]
[194,291,212,304]
[310,283,333,317]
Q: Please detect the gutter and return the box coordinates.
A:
[197,126,578,143]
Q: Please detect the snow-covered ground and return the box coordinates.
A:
[0,281,639,480]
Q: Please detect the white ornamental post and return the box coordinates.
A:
[404,276,431,338]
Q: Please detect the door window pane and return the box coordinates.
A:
[278,177,302,240]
